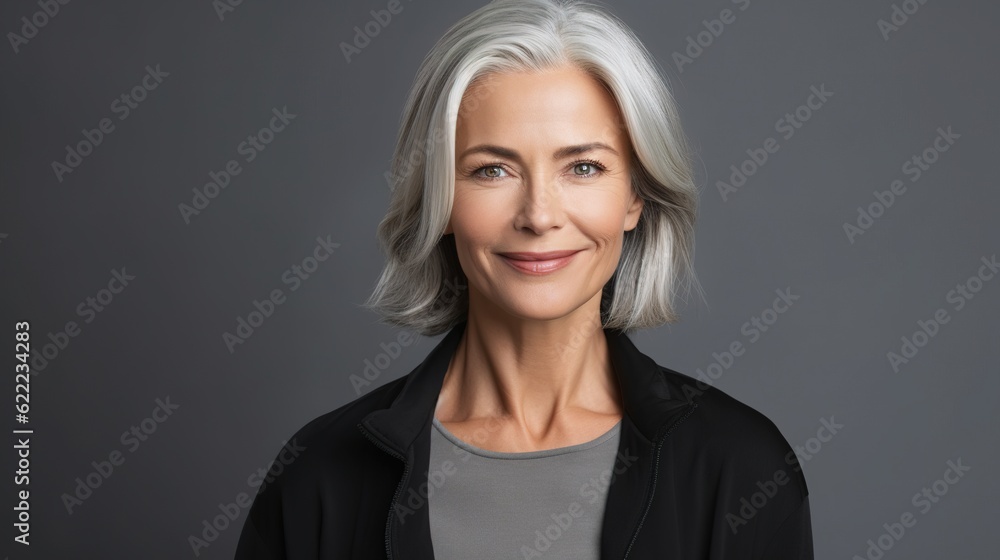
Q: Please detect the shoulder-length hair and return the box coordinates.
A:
[363,0,703,337]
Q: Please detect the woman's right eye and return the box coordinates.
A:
[475,165,508,180]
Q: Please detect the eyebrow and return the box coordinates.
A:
[457,142,619,162]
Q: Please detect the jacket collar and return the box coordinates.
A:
[358,319,698,559]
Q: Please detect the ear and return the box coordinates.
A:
[624,191,644,232]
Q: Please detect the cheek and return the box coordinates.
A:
[450,190,504,247]
[570,191,631,242]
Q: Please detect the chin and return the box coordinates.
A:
[495,289,587,322]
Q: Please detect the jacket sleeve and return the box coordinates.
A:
[758,493,814,560]
[234,513,284,560]
[233,442,294,560]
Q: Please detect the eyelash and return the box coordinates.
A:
[467,158,608,182]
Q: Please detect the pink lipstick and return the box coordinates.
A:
[497,250,581,275]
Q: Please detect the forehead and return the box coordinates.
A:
[455,66,628,151]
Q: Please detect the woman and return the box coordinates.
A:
[235,1,814,558]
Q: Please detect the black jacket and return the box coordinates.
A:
[235,320,814,559]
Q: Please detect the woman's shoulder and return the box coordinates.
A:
[246,374,411,493]
[282,373,411,457]
[235,375,414,557]
[652,365,813,554]
[657,364,810,494]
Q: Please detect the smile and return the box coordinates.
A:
[497,250,582,275]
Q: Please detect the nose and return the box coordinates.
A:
[512,174,566,234]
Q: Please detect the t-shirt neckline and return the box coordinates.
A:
[431,416,622,460]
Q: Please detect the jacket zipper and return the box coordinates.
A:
[358,423,411,560]
[622,402,699,559]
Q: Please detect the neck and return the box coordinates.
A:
[435,289,623,433]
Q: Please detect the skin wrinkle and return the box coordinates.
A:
[436,64,644,453]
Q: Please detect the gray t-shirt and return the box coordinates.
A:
[427,415,623,560]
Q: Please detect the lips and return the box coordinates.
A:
[498,250,581,261]
[497,249,582,275]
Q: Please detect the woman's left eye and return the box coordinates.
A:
[571,161,606,177]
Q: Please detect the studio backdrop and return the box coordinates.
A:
[1,0,996,558]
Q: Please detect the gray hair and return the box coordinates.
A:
[363,0,703,336]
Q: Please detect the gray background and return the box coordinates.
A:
[1,0,997,558]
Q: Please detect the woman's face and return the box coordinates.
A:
[446,65,643,322]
